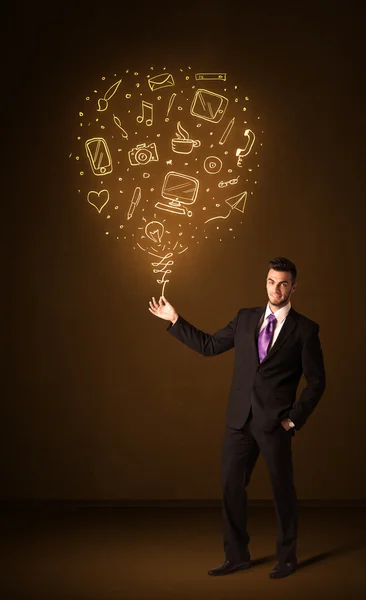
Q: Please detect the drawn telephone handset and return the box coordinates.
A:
[236,129,256,166]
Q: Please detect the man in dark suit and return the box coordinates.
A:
[149,257,326,579]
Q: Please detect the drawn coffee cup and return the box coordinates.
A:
[172,138,201,153]
[172,121,202,154]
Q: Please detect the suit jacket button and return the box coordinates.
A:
[253,386,258,390]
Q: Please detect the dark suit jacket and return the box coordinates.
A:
[168,307,326,432]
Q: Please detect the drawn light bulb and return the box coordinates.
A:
[145,221,164,244]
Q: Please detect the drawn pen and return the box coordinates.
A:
[127,187,141,220]
[219,117,235,145]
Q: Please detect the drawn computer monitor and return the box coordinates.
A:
[155,171,200,216]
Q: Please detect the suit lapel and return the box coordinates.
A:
[249,308,265,364]
[261,308,298,364]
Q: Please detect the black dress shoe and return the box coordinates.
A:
[208,559,252,576]
[269,561,297,579]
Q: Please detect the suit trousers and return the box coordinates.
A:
[221,408,298,564]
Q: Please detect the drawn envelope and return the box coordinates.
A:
[190,89,229,123]
[148,72,175,92]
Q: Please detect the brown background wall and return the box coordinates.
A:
[3,2,365,501]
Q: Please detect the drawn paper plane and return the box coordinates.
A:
[225,191,248,213]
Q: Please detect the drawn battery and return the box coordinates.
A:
[195,73,227,81]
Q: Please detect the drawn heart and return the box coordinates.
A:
[87,189,109,213]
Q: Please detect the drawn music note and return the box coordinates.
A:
[137,101,153,126]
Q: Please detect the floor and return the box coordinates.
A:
[1,506,365,599]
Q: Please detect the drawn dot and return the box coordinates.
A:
[79,111,83,116]
[150,188,154,192]
[86,97,90,100]
[134,72,138,75]
[242,107,247,111]
[106,215,111,219]
[248,168,253,172]
[143,173,150,178]
[96,118,99,122]
[115,206,119,209]
[216,226,219,229]
[228,169,232,173]
[185,76,189,80]
[235,98,239,102]
[234,85,238,89]
[77,136,81,140]
[206,188,210,192]
[102,76,106,80]
[79,123,83,127]
[157,133,161,137]
[216,204,220,207]
[126,94,131,98]
[245,96,249,101]
[257,116,260,119]
[178,106,183,110]
[157,96,161,100]
[118,177,122,181]
[229,228,233,231]
[196,124,201,127]
[80,171,84,175]
[120,225,124,229]
[101,125,105,129]
[202,207,207,210]
[136,83,140,88]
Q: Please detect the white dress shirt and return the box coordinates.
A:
[259,301,292,351]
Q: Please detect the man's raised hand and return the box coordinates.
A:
[149,296,178,324]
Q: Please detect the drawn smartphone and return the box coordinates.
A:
[190,89,229,123]
[85,137,113,176]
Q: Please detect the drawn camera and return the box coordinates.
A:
[128,142,159,166]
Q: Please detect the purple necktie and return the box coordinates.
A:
[258,313,277,362]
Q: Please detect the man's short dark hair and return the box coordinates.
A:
[268,257,297,284]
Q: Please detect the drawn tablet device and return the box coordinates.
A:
[190,89,229,123]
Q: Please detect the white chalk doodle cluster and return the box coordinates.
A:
[71,67,263,294]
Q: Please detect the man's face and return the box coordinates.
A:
[266,269,296,309]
